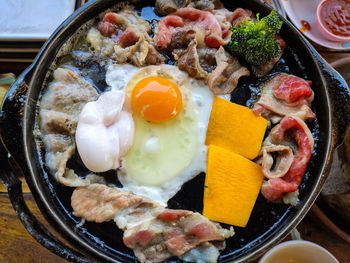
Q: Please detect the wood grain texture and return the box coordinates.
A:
[0,192,67,263]
[0,177,30,193]
[298,213,350,263]
[320,52,350,65]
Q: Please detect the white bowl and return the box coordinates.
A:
[259,240,339,263]
[316,0,350,42]
[281,0,350,50]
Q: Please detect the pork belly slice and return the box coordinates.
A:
[98,10,150,38]
[93,9,151,59]
[43,134,88,187]
[173,41,249,94]
[40,110,76,136]
[260,116,314,202]
[40,68,99,119]
[88,10,166,66]
[230,8,254,27]
[72,184,143,223]
[39,68,98,187]
[115,34,166,66]
[155,6,251,50]
[154,6,250,93]
[207,46,250,95]
[154,7,231,49]
[253,73,315,124]
[155,0,225,15]
[173,40,209,79]
[155,0,181,15]
[154,3,251,48]
[71,184,234,262]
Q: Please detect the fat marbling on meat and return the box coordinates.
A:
[207,46,250,94]
[260,115,314,202]
[230,8,254,27]
[87,9,166,66]
[173,41,249,94]
[71,184,234,263]
[173,40,210,79]
[253,73,315,124]
[154,7,231,49]
[155,6,251,94]
[155,0,225,15]
[39,68,98,187]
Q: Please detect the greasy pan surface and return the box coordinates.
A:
[15,0,332,262]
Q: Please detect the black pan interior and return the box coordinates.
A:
[24,0,330,262]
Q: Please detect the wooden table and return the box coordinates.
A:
[0,52,349,263]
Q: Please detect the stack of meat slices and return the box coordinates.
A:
[253,74,316,204]
[71,184,234,263]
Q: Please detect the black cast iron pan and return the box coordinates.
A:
[0,0,349,262]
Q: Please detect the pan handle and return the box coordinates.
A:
[0,67,97,263]
[0,142,95,263]
[0,64,35,166]
[312,51,350,147]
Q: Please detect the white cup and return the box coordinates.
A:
[259,240,339,263]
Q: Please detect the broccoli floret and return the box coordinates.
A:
[228,9,283,66]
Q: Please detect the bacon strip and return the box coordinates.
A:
[261,116,314,201]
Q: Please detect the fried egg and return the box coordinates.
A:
[106,64,230,206]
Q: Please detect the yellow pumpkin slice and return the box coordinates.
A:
[205,97,267,160]
[203,144,264,227]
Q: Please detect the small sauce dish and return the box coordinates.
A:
[316,0,350,42]
[259,240,339,263]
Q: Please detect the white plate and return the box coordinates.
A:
[281,0,350,50]
[0,0,76,41]
[261,0,287,18]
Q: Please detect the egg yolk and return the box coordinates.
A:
[131,76,182,123]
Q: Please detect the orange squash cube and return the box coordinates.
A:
[205,97,267,160]
[203,144,264,227]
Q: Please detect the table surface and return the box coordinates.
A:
[0,49,349,262]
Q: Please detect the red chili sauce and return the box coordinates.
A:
[300,20,311,33]
[319,0,350,37]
